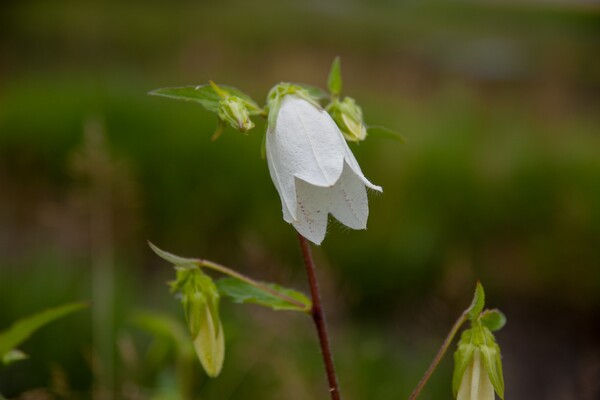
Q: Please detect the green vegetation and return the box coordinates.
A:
[1,0,599,398]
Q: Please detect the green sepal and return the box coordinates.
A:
[169,268,220,338]
[480,327,505,399]
[480,309,507,332]
[2,349,28,366]
[216,278,311,312]
[169,265,202,293]
[0,302,88,360]
[466,281,485,321]
[298,84,328,100]
[266,82,323,132]
[149,84,261,115]
[327,56,342,96]
[452,328,476,397]
[217,96,255,133]
[149,242,198,267]
[185,273,220,339]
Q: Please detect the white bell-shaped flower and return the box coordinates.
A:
[266,94,382,245]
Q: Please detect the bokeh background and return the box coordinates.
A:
[1,0,599,399]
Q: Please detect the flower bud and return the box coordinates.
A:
[453,324,505,399]
[326,97,367,142]
[175,268,225,377]
[218,96,255,133]
[189,290,224,378]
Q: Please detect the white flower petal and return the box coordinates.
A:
[287,162,370,244]
[342,145,383,192]
[283,182,328,245]
[326,161,369,230]
[267,96,347,219]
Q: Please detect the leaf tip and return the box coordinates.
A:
[327,56,343,96]
[466,281,486,320]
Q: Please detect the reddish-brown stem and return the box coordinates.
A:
[297,233,342,400]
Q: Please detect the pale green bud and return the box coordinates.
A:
[189,288,224,378]
[218,96,255,133]
[326,97,367,142]
[175,268,225,377]
[453,323,505,399]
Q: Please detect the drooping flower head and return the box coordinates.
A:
[265,83,382,245]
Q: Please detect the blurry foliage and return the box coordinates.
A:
[1,0,599,398]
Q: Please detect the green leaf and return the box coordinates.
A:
[367,125,407,143]
[0,302,88,359]
[148,242,198,267]
[466,281,485,320]
[327,56,342,96]
[149,84,261,114]
[480,309,507,332]
[2,349,28,366]
[216,278,311,312]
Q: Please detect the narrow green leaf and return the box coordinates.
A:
[148,242,198,267]
[2,349,28,366]
[327,57,342,96]
[480,309,507,332]
[0,302,87,358]
[466,281,485,320]
[367,125,407,143]
[216,278,311,312]
[149,84,261,114]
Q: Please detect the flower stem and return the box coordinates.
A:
[297,233,342,400]
[408,313,468,400]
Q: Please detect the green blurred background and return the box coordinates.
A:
[1,0,599,399]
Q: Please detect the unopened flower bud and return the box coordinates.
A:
[190,290,224,378]
[453,323,505,400]
[176,268,225,377]
[218,96,255,133]
[326,97,367,142]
